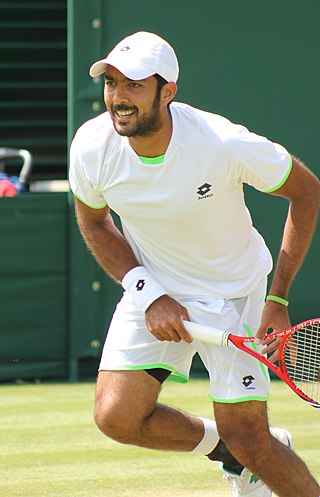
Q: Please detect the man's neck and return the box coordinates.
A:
[128,109,173,158]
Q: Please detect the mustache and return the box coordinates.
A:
[111,104,137,112]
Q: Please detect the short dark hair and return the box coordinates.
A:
[154,73,174,105]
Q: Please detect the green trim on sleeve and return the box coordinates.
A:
[262,155,293,193]
[73,191,108,209]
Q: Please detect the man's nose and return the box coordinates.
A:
[113,85,129,104]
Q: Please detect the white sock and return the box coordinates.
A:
[191,417,220,455]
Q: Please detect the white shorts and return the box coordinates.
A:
[99,279,270,403]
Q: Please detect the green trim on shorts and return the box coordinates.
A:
[209,393,270,403]
[99,363,189,384]
[243,323,269,381]
[73,191,108,209]
[262,156,293,193]
[208,323,270,403]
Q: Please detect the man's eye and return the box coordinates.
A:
[105,80,115,86]
[129,83,141,88]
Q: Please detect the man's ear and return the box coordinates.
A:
[162,82,177,105]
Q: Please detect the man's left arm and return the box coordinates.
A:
[255,155,320,349]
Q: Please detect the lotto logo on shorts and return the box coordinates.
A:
[242,375,255,389]
[136,279,145,291]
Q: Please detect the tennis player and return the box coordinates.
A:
[69,31,320,497]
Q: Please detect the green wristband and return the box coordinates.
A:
[266,295,289,307]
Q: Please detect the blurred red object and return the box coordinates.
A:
[0,179,17,197]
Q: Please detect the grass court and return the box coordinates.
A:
[1,379,319,497]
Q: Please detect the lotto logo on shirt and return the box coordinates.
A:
[197,183,213,200]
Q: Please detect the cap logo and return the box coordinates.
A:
[120,46,130,51]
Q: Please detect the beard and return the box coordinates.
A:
[110,94,162,138]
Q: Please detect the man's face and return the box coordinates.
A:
[103,65,163,138]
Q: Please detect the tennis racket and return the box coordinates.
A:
[183,318,320,408]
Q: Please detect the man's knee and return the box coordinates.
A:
[218,419,277,473]
[94,370,160,445]
[94,397,136,444]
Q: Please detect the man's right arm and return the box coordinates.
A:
[74,197,192,343]
[74,197,139,282]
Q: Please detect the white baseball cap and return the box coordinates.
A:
[89,31,179,82]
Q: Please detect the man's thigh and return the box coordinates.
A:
[95,370,162,426]
[213,400,270,443]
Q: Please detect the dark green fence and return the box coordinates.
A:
[0,194,68,380]
[0,193,122,382]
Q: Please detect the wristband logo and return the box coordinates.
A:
[136,279,145,291]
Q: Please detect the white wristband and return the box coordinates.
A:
[121,266,167,313]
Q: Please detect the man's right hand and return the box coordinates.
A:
[145,295,193,344]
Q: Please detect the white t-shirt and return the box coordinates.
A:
[69,102,292,299]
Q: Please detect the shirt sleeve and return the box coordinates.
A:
[69,131,108,209]
[226,126,292,192]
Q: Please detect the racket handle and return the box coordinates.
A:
[183,320,229,346]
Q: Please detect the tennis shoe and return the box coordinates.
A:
[221,428,293,497]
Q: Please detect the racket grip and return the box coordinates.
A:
[183,320,229,346]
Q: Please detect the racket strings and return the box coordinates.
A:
[283,322,320,404]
